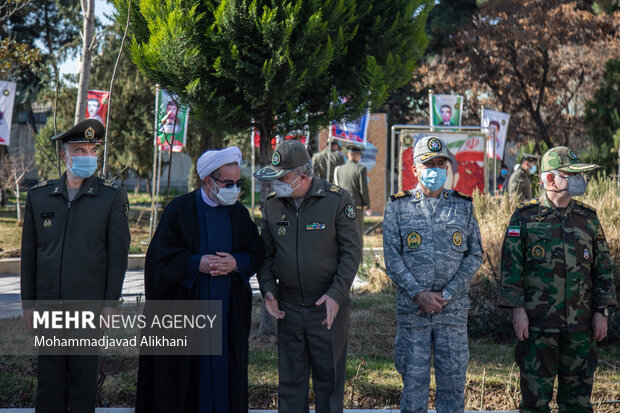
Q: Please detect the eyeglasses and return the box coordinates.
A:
[210,176,243,189]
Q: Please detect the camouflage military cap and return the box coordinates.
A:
[541,146,599,173]
[413,136,456,165]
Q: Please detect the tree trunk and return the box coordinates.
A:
[74,0,95,124]
[257,120,276,336]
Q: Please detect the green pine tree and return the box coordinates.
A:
[114,0,433,166]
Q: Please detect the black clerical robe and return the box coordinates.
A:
[136,191,264,413]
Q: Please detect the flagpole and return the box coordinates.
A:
[481,106,488,195]
[428,89,434,131]
[149,85,160,239]
[251,125,256,218]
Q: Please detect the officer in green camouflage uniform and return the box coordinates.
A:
[500,146,616,413]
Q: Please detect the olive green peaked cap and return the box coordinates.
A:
[541,146,599,173]
[254,139,310,180]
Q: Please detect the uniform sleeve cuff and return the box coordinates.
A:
[326,288,347,306]
[498,293,525,308]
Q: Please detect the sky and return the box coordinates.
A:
[58,0,116,75]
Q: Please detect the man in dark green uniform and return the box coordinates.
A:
[312,139,345,183]
[21,119,131,412]
[508,154,537,203]
[254,139,362,413]
[500,146,616,413]
[334,145,370,244]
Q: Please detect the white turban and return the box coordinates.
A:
[196,146,242,180]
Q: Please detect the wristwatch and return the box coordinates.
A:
[442,290,452,302]
[595,307,609,317]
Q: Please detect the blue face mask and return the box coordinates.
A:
[67,156,97,178]
[420,167,447,191]
[529,164,537,175]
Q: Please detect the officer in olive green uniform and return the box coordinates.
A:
[255,139,362,413]
[508,155,537,203]
[334,145,370,243]
[500,146,616,413]
[21,119,131,413]
[312,139,345,183]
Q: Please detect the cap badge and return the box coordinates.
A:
[85,127,95,140]
[406,231,422,249]
[272,151,281,166]
[428,138,442,152]
[568,149,577,161]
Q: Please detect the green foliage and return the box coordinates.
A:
[116,0,433,164]
[583,58,620,174]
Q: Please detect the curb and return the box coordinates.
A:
[0,255,146,276]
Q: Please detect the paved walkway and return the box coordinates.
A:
[0,271,369,319]
[0,410,517,413]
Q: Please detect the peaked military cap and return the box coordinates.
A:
[541,146,599,173]
[254,139,310,180]
[51,119,105,143]
[413,136,456,165]
[346,145,364,153]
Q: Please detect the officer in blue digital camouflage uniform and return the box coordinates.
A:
[383,136,484,413]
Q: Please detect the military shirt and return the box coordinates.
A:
[508,167,532,203]
[21,174,131,308]
[258,178,362,306]
[312,148,345,183]
[499,194,616,333]
[334,160,370,209]
[383,186,484,326]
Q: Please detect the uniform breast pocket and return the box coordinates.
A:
[525,222,552,263]
[401,227,429,253]
[445,224,468,253]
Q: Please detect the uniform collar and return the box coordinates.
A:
[539,191,575,217]
[306,178,326,197]
[50,172,98,200]
[412,185,448,202]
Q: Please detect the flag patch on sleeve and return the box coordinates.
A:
[507,226,521,237]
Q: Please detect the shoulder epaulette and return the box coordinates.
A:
[516,198,539,211]
[98,178,120,190]
[453,191,472,201]
[30,180,54,190]
[574,200,596,214]
[323,182,343,195]
[390,191,411,201]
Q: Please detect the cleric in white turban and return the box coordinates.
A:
[137,145,264,413]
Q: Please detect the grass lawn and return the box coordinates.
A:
[1,292,618,410]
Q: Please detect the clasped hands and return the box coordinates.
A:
[199,252,237,276]
[415,291,447,315]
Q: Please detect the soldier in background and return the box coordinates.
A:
[334,145,371,244]
[383,136,483,413]
[508,154,537,202]
[500,146,616,413]
[312,139,345,183]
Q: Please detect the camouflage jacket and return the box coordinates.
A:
[383,187,484,327]
[499,194,617,333]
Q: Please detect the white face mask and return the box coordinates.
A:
[271,175,301,198]
[209,178,240,205]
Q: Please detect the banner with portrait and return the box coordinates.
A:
[156,90,190,152]
[85,90,109,126]
[401,131,485,196]
[0,81,17,146]
[430,94,463,127]
[330,110,369,145]
[482,109,510,160]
